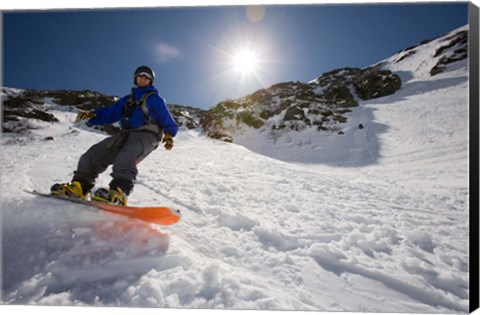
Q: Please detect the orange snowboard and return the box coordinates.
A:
[26,190,181,225]
[91,201,181,225]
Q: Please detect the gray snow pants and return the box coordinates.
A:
[72,130,160,195]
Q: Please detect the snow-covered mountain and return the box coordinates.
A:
[0,25,471,313]
[200,25,468,164]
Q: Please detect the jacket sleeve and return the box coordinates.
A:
[147,95,179,137]
[88,95,129,126]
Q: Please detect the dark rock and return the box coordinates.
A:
[430,30,468,76]
[207,131,233,143]
[355,70,402,100]
[322,83,358,107]
[284,106,305,121]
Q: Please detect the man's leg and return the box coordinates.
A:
[72,134,123,194]
[109,132,159,195]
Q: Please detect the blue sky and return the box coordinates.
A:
[3,3,469,109]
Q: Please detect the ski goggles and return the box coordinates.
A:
[135,72,154,80]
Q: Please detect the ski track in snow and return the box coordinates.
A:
[0,27,471,313]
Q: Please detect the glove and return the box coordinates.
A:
[162,134,174,150]
[75,110,96,123]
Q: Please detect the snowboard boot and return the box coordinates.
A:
[50,181,88,200]
[92,187,128,206]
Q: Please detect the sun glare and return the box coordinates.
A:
[233,50,259,74]
[204,36,274,97]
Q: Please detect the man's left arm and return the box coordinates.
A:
[148,95,179,137]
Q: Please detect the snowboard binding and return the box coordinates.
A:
[92,187,128,206]
[50,181,88,200]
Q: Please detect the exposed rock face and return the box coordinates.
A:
[2,88,118,132]
[430,30,468,76]
[390,28,468,77]
[201,66,402,141]
[169,104,206,130]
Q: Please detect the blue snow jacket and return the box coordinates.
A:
[88,85,179,137]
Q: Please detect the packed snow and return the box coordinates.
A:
[0,25,472,313]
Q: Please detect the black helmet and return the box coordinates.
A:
[133,65,155,85]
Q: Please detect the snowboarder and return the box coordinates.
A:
[51,65,179,206]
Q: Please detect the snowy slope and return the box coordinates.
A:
[0,25,471,313]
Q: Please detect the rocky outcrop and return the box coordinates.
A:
[430,30,468,76]
[201,66,402,141]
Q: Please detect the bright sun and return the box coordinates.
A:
[232,50,259,74]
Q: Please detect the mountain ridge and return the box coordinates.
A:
[1,25,468,144]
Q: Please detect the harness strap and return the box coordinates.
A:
[138,92,155,123]
[123,91,161,135]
